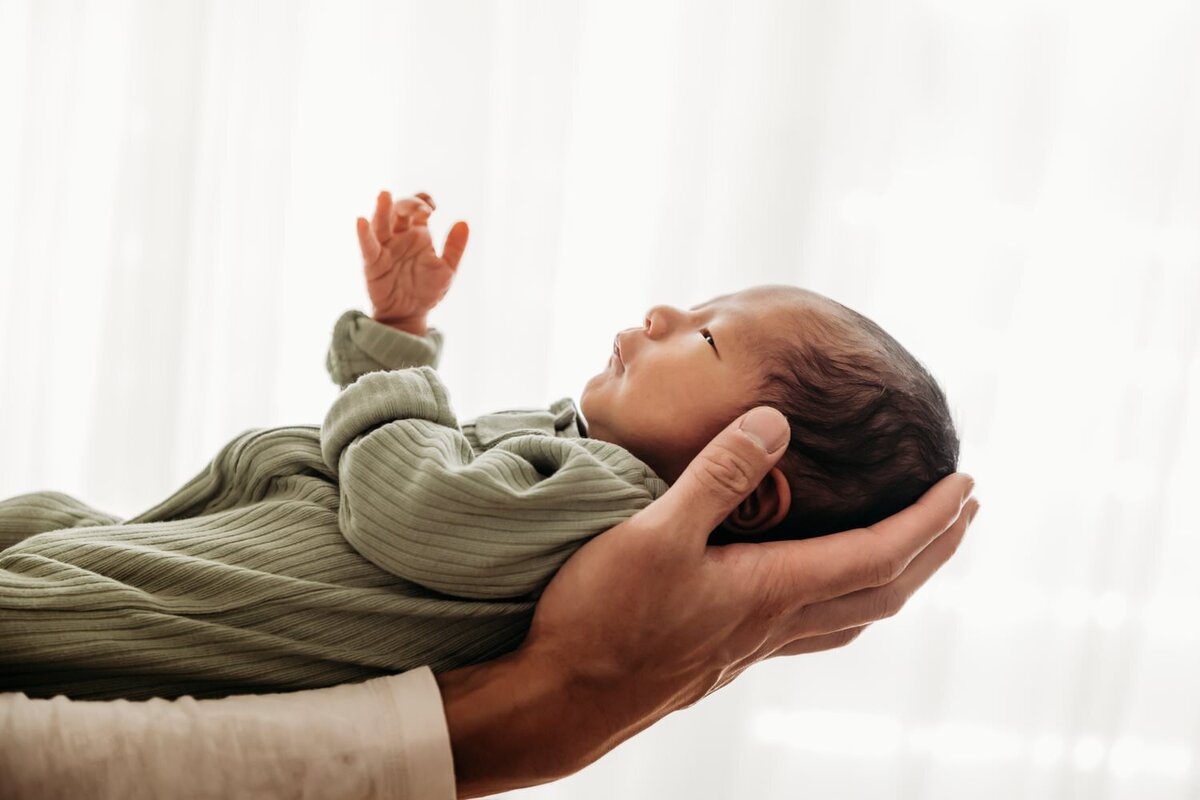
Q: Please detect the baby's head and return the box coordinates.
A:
[579,285,959,541]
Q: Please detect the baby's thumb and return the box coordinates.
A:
[640,407,789,552]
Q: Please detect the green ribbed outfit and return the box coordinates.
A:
[0,310,667,700]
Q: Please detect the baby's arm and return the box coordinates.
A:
[325,309,444,390]
[320,368,664,600]
[326,190,467,389]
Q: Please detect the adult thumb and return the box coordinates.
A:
[638,406,790,552]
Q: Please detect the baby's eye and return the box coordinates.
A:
[700,328,717,351]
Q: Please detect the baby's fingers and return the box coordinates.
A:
[393,194,434,226]
[371,190,393,244]
[356,217,381,263]
[441,221,469,270]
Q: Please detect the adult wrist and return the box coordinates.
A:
[434,646,643,798]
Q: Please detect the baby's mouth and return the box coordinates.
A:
[612,335,625,372]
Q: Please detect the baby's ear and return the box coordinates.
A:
[720,467,792,536]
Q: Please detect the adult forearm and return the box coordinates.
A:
[434,647,662,799]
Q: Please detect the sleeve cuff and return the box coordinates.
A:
[326,309,445,386]
[372,666,457,800]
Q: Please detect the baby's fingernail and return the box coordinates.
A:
[738,407,789,453]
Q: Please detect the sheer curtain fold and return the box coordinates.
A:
[1,2,1197,798]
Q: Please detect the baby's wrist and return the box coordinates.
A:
[372,312,428,337]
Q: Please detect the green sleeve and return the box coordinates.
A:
[325,309,446,389]
[319,366,664,600]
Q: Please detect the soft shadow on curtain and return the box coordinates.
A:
[1,1,1197,799]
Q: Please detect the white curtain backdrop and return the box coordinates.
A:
[2,1,1198,798]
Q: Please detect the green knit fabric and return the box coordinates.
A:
[0,310,667,700]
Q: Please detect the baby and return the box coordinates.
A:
[0,191,958,700]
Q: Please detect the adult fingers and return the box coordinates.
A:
[356,217,381,264]
[787,498,979,638]
[756,473,974,608]
[371,191,393,244]
[414,191,435,209]
[442,221,469,270]
[709,625,873,694]
[635,407,790,554]
[769,625,871,658]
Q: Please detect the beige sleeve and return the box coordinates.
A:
[0,667,456,800]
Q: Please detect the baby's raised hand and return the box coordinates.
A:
[356,190,469,334]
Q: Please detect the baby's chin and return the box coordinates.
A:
[577,388,613,445]
[577,399,685,484]
[578,374,606,423]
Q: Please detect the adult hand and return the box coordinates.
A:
[435,406,979,798]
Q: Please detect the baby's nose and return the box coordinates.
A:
[643,305,682,337]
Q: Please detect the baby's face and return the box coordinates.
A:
[580,286,801,483]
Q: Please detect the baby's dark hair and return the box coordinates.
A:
[719,288,959,543]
